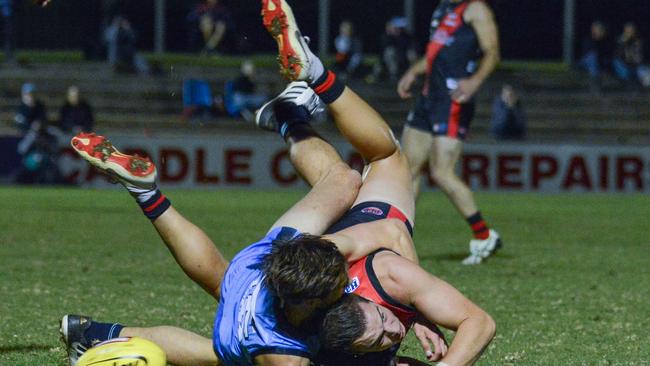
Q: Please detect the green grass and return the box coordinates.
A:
[1,187,648,365]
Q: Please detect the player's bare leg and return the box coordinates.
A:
[120,326,219,366]
[70,133,228,298]
[429,136,502,264]
[429,137,477,216]
[61,314,219,366]
[256,84,362,233]
[262,0,414,223]
[401,126,434,198]
[152,207,228,299]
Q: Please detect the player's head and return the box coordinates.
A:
[263,234,348,313]
[319,294,406,353]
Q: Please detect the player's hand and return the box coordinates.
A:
[451,78,480,103]
[397,71,417,99]
[412,321,448,362]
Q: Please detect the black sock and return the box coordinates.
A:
[466,211,490,240]
[126,184,172,220]
[310,70,345,104]
[280,122,320,142]
[84,321,124,345]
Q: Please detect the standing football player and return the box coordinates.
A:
[397,0,502,265]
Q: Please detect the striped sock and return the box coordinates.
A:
[466,211,490,240]
[126,184,171,220]
[84,321,124,345]
[309,70,345,104]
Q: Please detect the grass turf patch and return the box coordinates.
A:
[0,187,648,365]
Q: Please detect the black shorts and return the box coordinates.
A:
[325,201,413,237]
[406,94,475,140]
[312,344,400,366]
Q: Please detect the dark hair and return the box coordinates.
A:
[262,234,347,305]
[319,294,368,352]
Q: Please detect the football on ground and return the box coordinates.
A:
[77,337,166,366]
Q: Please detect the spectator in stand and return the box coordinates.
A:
[187,0,234,54]
[489,84,526,140]
[104,15,150,75]
[15,83,47,136]
[223,59,268,120]
[578,21,610,93]
[374,17,418,82]
[0,0,13,63]
[13,83,63,184]
[612,22,648,88]
[59,86,94,134]
[334,20,364,80]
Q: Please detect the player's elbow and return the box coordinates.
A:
[479,310,496,343]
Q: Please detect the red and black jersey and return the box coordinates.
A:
[345,249,417,329]
[424,0,482,96]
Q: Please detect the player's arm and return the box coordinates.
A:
[254,354,311,366]
[324,218,418,263]
[454,1,500,102]
[389,256,495,366]
[397,56,428,99]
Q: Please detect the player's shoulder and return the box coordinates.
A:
[464,0,494,21]
[371,250,411,277]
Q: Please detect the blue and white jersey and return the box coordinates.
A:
[213,227,319,365]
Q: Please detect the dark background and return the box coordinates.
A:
[5,0,650,60]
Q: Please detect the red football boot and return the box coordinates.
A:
[70,132,156,187]
[261,0,322,82]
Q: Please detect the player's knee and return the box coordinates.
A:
[430,168,454,188]
[329,162,362,192]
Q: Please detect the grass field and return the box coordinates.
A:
[1,187,649,365]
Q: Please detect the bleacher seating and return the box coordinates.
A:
[1,61,648,144]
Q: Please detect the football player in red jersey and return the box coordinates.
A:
[398,0,502,265]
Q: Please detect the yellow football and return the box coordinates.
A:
[77,337,166,366]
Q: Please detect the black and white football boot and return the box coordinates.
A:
[60,314,93,366]
[255,81,324,134]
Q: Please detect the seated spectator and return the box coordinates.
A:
[182,78,216,120]
[374,17,417,82]
[59,86,94,134]
[187,0,234,54]
[223,60,268,120]
[612,22,647,88]
[334,20,364,79]
[489,84,526,140]
[13,83,63,184]
[578,21,610,93]
[104,16,149,75]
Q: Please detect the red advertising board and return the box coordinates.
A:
[57,134,649,193]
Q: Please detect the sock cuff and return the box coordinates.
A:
[310,70,345,104]
[466,211,483,225]
[138,190,171,220]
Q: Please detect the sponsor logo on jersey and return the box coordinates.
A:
[361,207,384,216]
[345,277,360,293]
[444,13,459,27]
[432,29,455,46]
